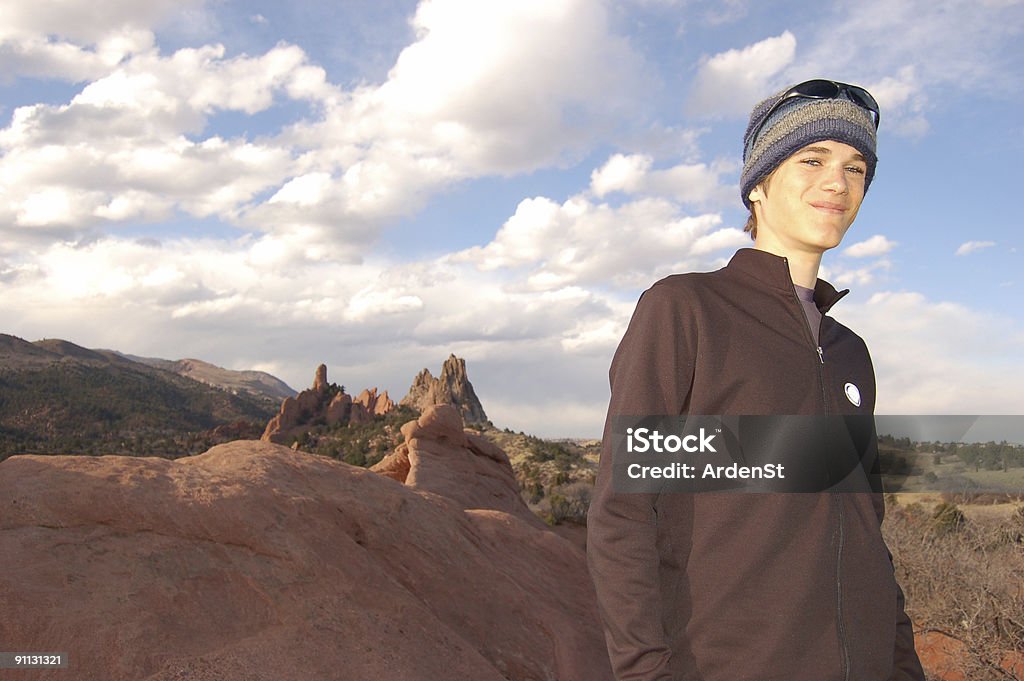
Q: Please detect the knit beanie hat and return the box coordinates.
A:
[740,86,878,209]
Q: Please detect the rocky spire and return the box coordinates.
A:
[400,354,488,425]
[312,364,328,394]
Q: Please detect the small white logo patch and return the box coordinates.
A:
[844,383,862,407]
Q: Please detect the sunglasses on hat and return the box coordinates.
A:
[749,79,880,150]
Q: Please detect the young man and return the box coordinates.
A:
[587,80,925,681]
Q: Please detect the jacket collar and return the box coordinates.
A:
[726,248,849,314]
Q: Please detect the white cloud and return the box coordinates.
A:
[0,40,339,249]
[384,0,644,153]
[0,0,204,82]
[0,231,631,435]
[0,29,156,82]
[453,192,746,292]
[345,288,425,322]
[686,31,797,117]
[3,0,1021,441]
[842,235,897,258]
[956,240,996,256]
[862,67,929,137]
[0,0,200,44]
[561,318,627,355]
[788,0,1024,135]
[64,43,329,124]
[275,0,652,225]
[0,0,654,258]
[269,173,334,207]
[826,259,893,288]
[590,154,651,196]
[0,124,295,237]
[837,292,1024,414]
[484,396,608,439]
[9,228,1017,436]
[589,153,736,206]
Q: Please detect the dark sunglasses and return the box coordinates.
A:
[749,79,880,149]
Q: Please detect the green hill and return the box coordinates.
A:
[0,334,276,459]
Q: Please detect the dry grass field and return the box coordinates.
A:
[884,493,1024,680]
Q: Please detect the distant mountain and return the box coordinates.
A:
[0,334,278,458]
[124,355,297,402]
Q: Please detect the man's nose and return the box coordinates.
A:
[821,165,849,194]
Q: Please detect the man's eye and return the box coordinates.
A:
[801,158,822,166]
[846,166,866,174]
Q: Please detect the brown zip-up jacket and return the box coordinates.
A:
[587,248,924,681]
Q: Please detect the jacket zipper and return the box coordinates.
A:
[836,500,851,681]
[783,267,829,414]
[812,316,828,414]
[784,260,850,678]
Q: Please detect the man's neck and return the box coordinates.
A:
[752,242,823,289]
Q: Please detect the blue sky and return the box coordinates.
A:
[1,0,1022,437]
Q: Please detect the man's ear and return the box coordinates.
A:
[748,184,765,205]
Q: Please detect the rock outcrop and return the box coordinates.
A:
[372,405,539,526]
[400,354,488,425]
[262,364,393,444]
[0,410,612,681]
[354,387,395,417]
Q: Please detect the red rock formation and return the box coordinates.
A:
[325,392,352,426]
[400,354,488,424]
[373,405,540,527]
[262,364,334,444]
[262,365,394,444]
[348,401,371,425]
[374,389,395,415]
[0,424,612,681]
[312,363,328,393]
[353,387,396,418]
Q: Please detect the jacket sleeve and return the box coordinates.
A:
[871,493,926,681]
[890,580,926,680]
[587,283,695,681]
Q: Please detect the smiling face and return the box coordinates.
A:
[747,139,867,258]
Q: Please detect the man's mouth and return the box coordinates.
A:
[810,201,847,214]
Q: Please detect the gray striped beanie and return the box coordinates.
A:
[740,88,877,209]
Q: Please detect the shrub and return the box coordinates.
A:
[931,502,966,533]
[884,504,1024,679]
[538,482,591,526]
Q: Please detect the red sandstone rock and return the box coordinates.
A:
[353,387,395,418]
[348,401,371,425]
[374,389,395,415]
[325,392,352,426]
[371,442,411,483]
[263,365,395,443]
[312,363,328,393]
[0,438,612,681]
[262,364,334,444]
[400,354,488,424]
[381,405,541,528]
